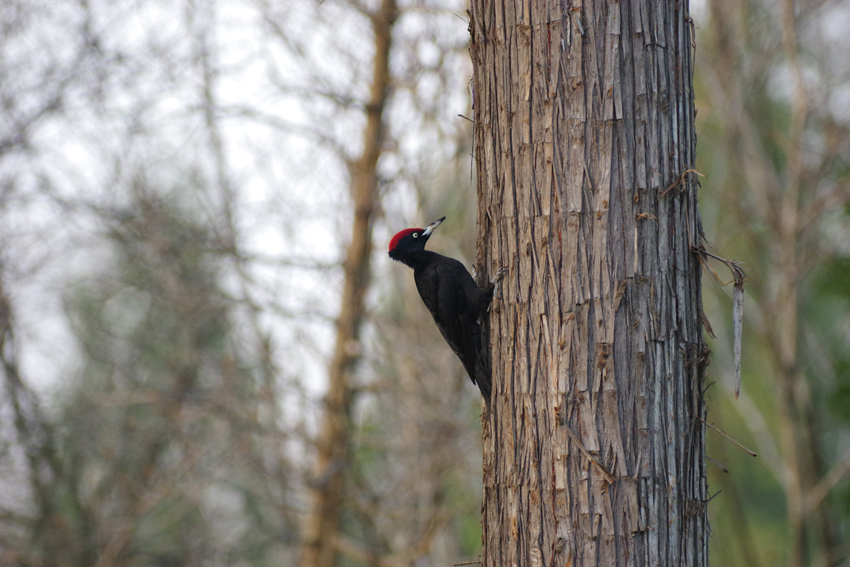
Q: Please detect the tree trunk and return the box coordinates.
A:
[298,2,397,567]
[469,1,709,566]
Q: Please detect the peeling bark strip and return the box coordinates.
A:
[469,2,708,566]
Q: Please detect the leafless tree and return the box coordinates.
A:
[1,0,486,565]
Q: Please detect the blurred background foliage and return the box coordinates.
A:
[695,1,850,566]
[0,0,847,566]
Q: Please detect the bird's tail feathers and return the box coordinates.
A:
[474,360,492,403]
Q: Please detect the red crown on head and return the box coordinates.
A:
[389,228,422,252]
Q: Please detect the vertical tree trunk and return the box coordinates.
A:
[299,2,397,567]
[469,2,708,566]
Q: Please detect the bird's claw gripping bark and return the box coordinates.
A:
[492,267,508,285]
[490,267,508,307]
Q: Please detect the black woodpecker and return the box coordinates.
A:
[388,216,505,403]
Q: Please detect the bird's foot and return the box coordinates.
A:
[492,267,508,285]
[489,267,508,308]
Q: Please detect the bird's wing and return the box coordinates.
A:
[416,260,482,381]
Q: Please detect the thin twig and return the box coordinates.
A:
[699,417,757,457]
[661,167,705,197]
[564,425,616,484]
[805,450,850,516]
[707,455,729,473]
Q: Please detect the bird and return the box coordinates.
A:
[388,216,505,403]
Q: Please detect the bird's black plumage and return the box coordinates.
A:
[388,217,501,403]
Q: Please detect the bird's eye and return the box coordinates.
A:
[412,233,419,238]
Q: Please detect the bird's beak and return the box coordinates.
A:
[422,217,445,237]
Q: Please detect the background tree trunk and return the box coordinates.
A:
[298,2,398,567]
[469,1,708,565]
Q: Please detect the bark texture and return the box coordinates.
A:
[298,2,397,567]
[469,1,708,566]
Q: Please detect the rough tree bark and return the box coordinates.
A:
[298,2,398,567]
[469,2,708,566]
